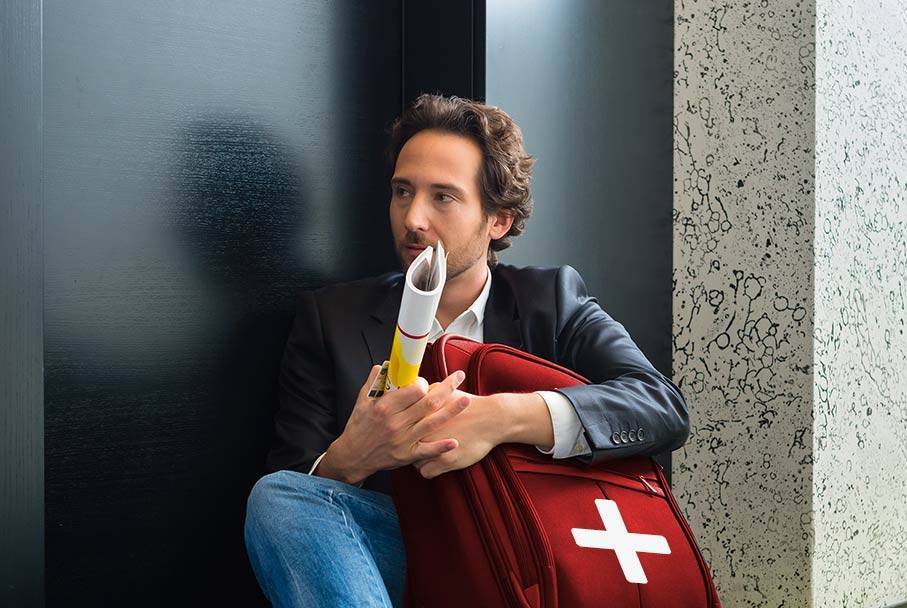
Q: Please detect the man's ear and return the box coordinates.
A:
[488,211,514,241]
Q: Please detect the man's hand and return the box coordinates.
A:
[412,393,510,479]
[412,391,554,479]
[315,365,471,485]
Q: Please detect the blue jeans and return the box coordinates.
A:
[244,470,406,607]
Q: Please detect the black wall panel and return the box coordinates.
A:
[402,0,485,104]
[1,0,44,605]
[42,2,401,604]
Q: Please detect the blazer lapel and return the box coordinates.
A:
[362,278,403,366]
[483,265,524,350]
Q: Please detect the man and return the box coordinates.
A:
[244,94,689,607]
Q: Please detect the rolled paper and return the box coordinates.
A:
[385,241,447,391]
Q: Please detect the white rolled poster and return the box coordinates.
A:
[367,240,447,397]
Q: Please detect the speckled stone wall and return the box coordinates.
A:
[673,1,816,606]
[675,0,907,606]
[813,1,907,606]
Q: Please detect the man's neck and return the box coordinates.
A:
[435,260,489,330]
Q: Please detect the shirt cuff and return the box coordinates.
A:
[308,450,364,488]
[534,390,592,459]
[308,451,328,475]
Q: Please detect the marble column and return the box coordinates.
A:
[812,0,907,606]
[674,1,907,606]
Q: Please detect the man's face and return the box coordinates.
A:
[389,129,503,280]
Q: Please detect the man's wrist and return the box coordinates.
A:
[315,437,370,485]
[498,392,555,450]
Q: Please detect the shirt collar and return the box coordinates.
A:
[430,263,492,334]
[467,263,492,325]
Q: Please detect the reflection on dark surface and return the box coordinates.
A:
[47,115,314,605]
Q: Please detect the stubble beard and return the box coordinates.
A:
[445,239,487,281]
[445,218,491,281]
[397,221,489,280]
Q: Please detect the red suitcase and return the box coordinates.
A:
[392,334,721,608]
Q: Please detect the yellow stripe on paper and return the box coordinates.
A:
[387,326,424,390]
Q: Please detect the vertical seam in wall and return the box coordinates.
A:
[468,0,473,98]
[39,0,47,601]
[400,0,406,112]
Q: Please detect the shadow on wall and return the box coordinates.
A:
[161,115,327,602]
[45,113,327,604]
[169,114,331,298]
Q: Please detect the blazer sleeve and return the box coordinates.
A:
[552,265,690,464]
[265,289,338,474]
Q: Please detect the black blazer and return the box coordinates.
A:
[267,263,690,495]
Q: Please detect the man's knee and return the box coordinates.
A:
[245,470,333,541]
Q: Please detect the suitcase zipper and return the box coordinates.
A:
[507,455,664,497]
[492,449,557,608]
[452,344,529,608]
[652,463,716,607]
[482,457,542,605]
[461,464,525,608]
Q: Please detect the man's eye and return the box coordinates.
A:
[395,187,411,198]
[437,193,453,203]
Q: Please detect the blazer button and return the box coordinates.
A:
[620,430,629,443]
[628,429,637,442]
[638,427,646,441]
[611,432,622,445]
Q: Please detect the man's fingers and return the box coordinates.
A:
[401,370,467,423]
[378,370,465,418]
[446,370,466,390]
[413,376,430,393]
[412,438,458,461]
[409,394,470,438]
[415,456,453,480]
[376,376,430,416]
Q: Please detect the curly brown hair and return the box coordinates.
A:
[385,93,535,267]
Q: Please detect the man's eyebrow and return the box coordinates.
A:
[391,177,466,197]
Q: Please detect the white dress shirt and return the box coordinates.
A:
[308,264,592,478]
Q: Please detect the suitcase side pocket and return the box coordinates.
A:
[491,449,559,608]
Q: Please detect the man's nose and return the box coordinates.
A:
[403,194,432,233]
